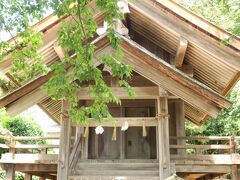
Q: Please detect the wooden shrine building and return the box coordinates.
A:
[0,0,239,179]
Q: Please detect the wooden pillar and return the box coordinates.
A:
[231,165,239,180]
[120,107,125,159]
[57,100,72,180]
[5,164,15,180]
[155,100,159,161]
[78,101,88,160]
[24,173,32,180]
[175,100,185,155]
[157,88,171,179]
[83,127,89,159]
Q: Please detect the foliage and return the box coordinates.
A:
[0,109,45,144]
[186,82,240,137]
[0,171,24,180]
[0,171,40,180]
[0,109,45,179]
[0,0,133,125]
[177,0,240,36]
[177,0,240,137]
[0,74,16,95]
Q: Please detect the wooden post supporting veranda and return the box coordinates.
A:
[57,100,72,180]
[157,87,171,179]
[5,164,15,180]
[24,173,32,180]
[231,165,239,180]
[175,100,185,155]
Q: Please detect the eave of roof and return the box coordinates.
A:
[0,34,230,115]
[0,0,238,124]
[117,35,231,108]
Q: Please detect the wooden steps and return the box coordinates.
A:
[72,162,159,178]
[68,176,160,180]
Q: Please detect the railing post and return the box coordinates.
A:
[9,138,16,160]
[5,164,15,180]
[175,100,185,155]
[231,165,239,180]
[24,173,32,180]
[230,133,236,154]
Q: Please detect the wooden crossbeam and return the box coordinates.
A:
[73,117,157,127]
[5,72,21,87]
[77,86,168,100]
[0,71,53,108]
[175,37,188,67]
[5,86,176,117]
[6,88,47,117]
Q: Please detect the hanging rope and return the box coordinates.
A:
[142,121,147,137]
[112,126,117,141]
[83,126,89,138]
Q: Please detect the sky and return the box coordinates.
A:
[20,105,59,134]
[0,7,53,41]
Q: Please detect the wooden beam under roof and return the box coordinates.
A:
[53,44,66,60]
[5,72,21,87]
[6,88,47,117]
[5,86,176,117]
[0,71,54,108]
[175,37,188,68]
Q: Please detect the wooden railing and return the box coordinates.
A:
[0,134,239,165]
[169,135,240,165]
[170,135,240,154]
[0,135,59,151]
[0,135,59,164]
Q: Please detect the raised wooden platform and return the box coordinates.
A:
[0,135,239,179]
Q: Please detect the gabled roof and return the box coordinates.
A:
[0,34,230,124]
[0,0,239,124]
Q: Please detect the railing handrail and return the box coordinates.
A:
[13,136,59,141]
[170,144,233,150]
[169,136,236,141]
[0,135,59,141]
[0,143,59,149]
